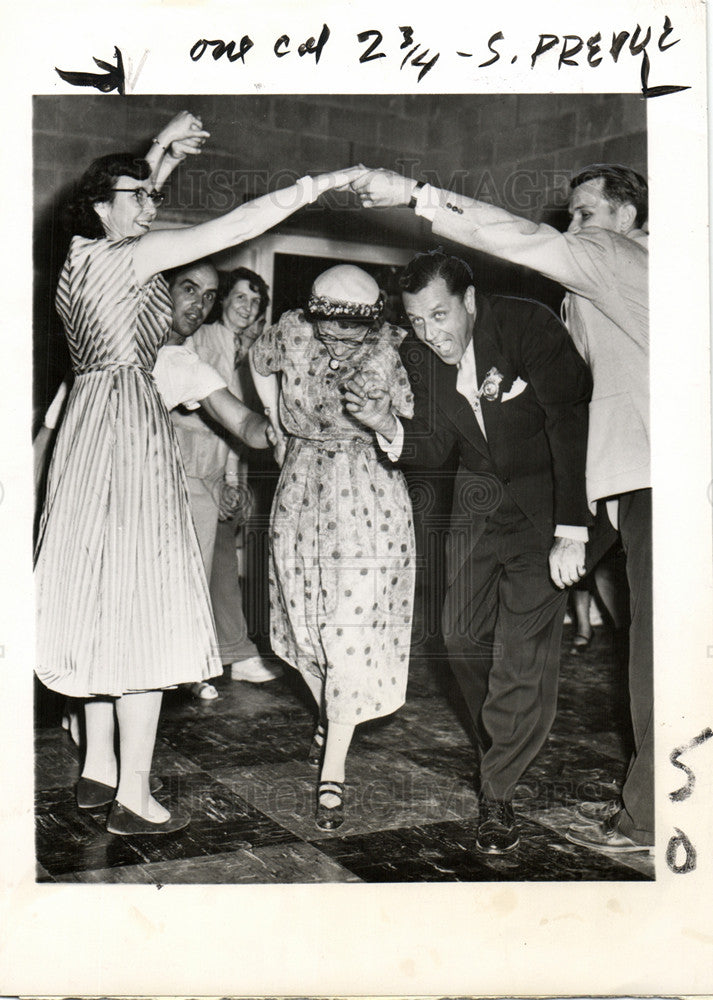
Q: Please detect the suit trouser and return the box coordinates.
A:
[210,519,259,665]
[443,498,567,801]
[616,488,654,846]
[186,476,258,666]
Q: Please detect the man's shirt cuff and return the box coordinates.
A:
[413,183,442,221]
[376,416,404,462]
[555,524,589,542]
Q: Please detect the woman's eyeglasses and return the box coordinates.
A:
[317,331,368,350]
[113,187,165,208]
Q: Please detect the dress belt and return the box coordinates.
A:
[74,361,149,376]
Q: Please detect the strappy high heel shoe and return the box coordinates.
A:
[315,780,345,831]
[308,722,327,768]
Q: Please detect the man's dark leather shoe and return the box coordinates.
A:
[476,798,520,854]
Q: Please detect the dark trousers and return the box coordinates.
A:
[616,488,654,845]
[210,518,259,666]
[443,496,567,801]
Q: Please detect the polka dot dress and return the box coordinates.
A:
[252,311,416,724]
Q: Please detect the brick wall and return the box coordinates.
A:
[35,92,646,221]
[34,93,646,408]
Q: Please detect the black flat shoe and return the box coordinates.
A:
[476,798,520,854]
[308,723,327,768]
[76,775,163,810]
[315,780,345,831]
[106,801,190,836]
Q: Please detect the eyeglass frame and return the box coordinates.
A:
[111,187,166,207]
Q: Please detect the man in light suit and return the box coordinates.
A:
[345,251,592,854]
[351,163,652,854]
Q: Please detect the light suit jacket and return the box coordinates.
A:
[427,192,649,506]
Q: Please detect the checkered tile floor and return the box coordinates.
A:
[35,626,654,883]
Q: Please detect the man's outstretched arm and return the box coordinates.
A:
[351,168,609,299]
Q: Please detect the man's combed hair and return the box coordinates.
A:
[571,163,648,229]
[163,258,218,290]
[399,249,474,297]
[220,266,270,319]
[64,153,151,239]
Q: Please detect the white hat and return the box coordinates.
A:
[308,265,384,323]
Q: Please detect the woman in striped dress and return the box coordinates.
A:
[35,110,362,835]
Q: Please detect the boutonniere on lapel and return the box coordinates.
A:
[478,367,506,402]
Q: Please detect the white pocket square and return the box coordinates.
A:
[501,377,528,402]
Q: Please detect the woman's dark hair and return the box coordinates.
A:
[64,153,151,239]
[399,249,474,297]
[570,163,648,229]
[220,266,270,318]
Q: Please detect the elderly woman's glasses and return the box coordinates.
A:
[112,187,165,207]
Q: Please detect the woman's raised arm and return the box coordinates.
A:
[145,111,210,193]
[132,167,367,285]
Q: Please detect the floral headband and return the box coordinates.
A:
[306,290,386,324]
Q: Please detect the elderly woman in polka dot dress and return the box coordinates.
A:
[250,265,416,830]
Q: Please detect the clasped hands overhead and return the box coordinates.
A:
[344,166,418,208]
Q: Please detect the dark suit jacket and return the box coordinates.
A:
[399,293,592,542]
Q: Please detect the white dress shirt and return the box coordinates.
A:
[43,344,227,429]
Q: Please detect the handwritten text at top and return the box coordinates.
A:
[188,18,687,97]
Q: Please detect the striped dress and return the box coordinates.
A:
[35,236,221,696]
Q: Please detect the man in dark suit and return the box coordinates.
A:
[345,251,592,854]
[351,164,652,855]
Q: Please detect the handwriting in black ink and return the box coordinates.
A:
[666,827,697,874]
[659,15,680,51]
[56,45,125,94]
[610,30,629,61]
[666,727,712,875]
[479,31,504,68]
[530,33,602,69]
[455,31,505,66]
[398,26,440,81]
[190,37,254,64]
[669,727,713,802]
[274,27,330,62]
[399,25,415,49]
[402,46,440,81]
[529,18,690,97]
[298,24,330,63]
[639,47,689,98]
[274,35,290,58]
[358,29,386,64]
[624,23,687,98]
[587,34,603,66]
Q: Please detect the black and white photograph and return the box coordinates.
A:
[32,92,653,885]
[2,0,712,994]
